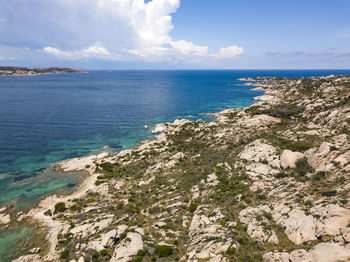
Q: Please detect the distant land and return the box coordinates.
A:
[0,66,83,76]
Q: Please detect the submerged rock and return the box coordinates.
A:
[0,213,10,225]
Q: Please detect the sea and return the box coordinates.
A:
[0,69,350,261]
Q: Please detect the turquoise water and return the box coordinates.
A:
[1,70,350,261]
[0,223,46,262]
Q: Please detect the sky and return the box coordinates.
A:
[0,0,350,69]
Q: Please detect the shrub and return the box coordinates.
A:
[129,256,143,262]
[44,209,52,216]
[226,246,236,255]
[54,202,67,214]
[188,202,198,213]
[321,190,337,197]
[275,172,288,179]
[137,249,146,257]
[92,251,99,258]
[99,162,114,173]
[313,171,326,181]
[295,158,313,178]
[156,245,173,257]
[100,249,109,256]
[60,249,70,259]
[263,212,272,220]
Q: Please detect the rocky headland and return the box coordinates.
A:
[0,66,83,76]
[4,74,350,262]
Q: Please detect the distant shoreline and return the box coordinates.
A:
[0,66,85,76]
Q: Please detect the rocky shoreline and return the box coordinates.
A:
[0,66,83,76]
[5,74,350,262]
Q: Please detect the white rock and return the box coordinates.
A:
[0,213,10,225]
[153,221,166,228]
[274,207,317,244]
[289,249,313,262]
[280,150,304,169]
[110,232,143,262]
[341,227,350,243]
[312,204,350,239]
[88,240,104,252]
[237,115,281,129]
[152,123,167,133]
[102,229,117,248]
[305,142,337,172]
[263,251,291,262]
[263,249,313,262]
[310,243,350,262]
[239,205,279,244]
[239,140,277,163]
[207,173,219,186]
[28,247,40,254]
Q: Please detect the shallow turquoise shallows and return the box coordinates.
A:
[1,70,350,261]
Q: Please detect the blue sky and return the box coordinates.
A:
[0,0,349,69]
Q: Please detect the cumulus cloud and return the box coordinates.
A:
[169,40,209,57]
[212,46,244,59]
[43,43,114,60]
[0,0,243,64]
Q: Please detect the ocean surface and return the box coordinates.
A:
[1,69,350,261]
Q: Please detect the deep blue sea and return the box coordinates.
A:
[1,69,350,261]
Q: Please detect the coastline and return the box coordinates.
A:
[0,66,85,77]
[6,74,350,261]
[8,78,271,261]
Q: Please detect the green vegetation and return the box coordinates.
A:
[156,245,173,257]
[54,202,67,214]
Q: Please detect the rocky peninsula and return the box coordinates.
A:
[3,74,350,262]
[0,66,83,76]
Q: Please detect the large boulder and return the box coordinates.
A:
[310,243,350,262]
[273,207,317,244]
[280,150,304,169]
[239,139,278,163]
[312,204,350,239]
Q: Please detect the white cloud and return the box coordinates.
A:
[1,0,243,63]
[43,43,116,60]
[213,46,244,59]
[169,40,208,57]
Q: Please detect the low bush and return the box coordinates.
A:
[60,249,70,259]
[156,245,173,257]
[54,202,67,214]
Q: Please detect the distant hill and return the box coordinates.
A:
[0,66,83,76]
